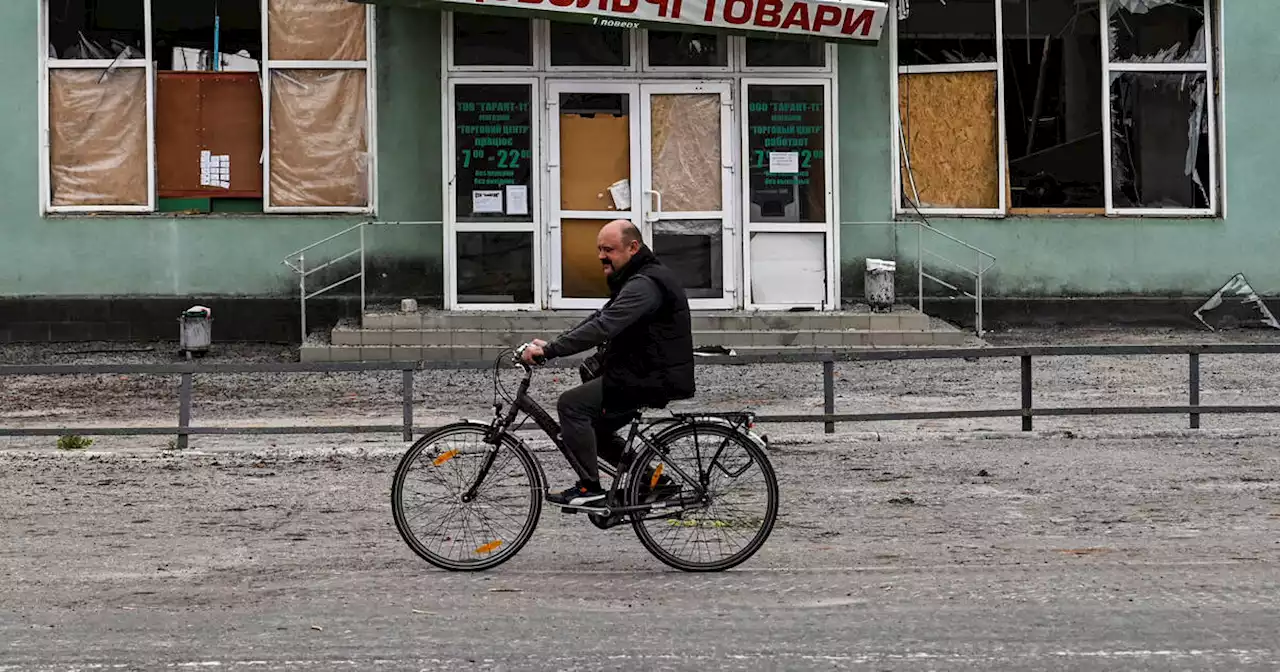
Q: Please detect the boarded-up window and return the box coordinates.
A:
[898,71,999,210]
[265,0,372,210]
[49,68,149,207]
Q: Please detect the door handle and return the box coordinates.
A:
[643,189,662,223]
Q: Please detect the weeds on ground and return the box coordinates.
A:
[57,435,93,451]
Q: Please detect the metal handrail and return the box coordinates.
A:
[281,221,444,343]
[843,220,997,337]
[282,222,367,342]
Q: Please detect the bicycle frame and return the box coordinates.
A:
[461,353,759,520]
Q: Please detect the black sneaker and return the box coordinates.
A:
[547,480,607,507]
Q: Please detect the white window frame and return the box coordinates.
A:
[39,0,156,215]
[443,77,543,311]
[740,78,836,311]
[890,0,1006,218]
[263,4,378,214]
[442,11,838,310]
[38,0,377,216]
[890,0,1223,219]
[1100,0,1218,217]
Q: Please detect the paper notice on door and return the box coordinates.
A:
[199,150,231,189]
[472,190,504,214]
[505,185,529,216]
[608,179,631,210]
[768,151,800,175]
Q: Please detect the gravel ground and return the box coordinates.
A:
[4,325,1280,452]
[2,434,1279,669]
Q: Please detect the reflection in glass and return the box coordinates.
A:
[653,220,723,300]
[551,23,629,66]
[456,232,534,304]
[648,31,727,67]
[453,14,532,66]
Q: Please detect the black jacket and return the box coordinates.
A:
[543,246,695,411]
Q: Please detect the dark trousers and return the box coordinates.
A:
[556,377,636,483]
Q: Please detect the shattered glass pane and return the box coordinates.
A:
[1109,0,1206,63]
[648,31,727,67]
[897,0,997,66]
[1002,0,1106,208]
[1110,71,1210,209]
[650,94,722,212]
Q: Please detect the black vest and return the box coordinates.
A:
[600,247,695,412]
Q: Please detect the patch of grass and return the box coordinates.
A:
[57,435,94,451]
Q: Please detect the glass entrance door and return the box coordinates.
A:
[547,80,734,309]
[640,82,735,309]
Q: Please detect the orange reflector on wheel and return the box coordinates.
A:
[650,464,664,489]
[432,449,459,466]
[475,540,503,554]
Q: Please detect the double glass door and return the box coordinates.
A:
[547,80,734,309]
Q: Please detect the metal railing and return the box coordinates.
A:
[281,221,445,343]
[4,344,1279,446]
[282,221,367,343]
[909,219,997,337]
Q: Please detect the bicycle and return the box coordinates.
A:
[390,344,779,572]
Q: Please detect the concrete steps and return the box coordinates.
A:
[299,306,969,363]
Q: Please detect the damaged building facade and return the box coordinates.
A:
[0,0,1262,340]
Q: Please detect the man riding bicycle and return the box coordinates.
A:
[520,219,695,507]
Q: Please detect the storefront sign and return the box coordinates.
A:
[353,0,889,43]
[454,84,533,220]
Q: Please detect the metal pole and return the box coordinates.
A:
[402,368,414,442]
[177,372,192,450]
[359,223,366,315]
[298,253,307,343]
[823,359,835,434]
[917,223,924,312]
[1020,355,1033,431]
[1189,353,1200,429]
[975,250,983,337]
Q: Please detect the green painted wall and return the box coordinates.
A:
[0,4,445,300]
[837,1,1270,299]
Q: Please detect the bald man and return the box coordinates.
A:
[521,219,694,507]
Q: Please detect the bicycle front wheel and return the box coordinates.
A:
[391,423,543,571]
[627,423,779,572]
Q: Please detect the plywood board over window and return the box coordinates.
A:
[898,71,1000,210]
[49,68,149,207]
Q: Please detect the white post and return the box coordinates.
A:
[299,253,307,343]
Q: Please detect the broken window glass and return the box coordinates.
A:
[647,31,728,67]
[1108,0,1206,63]
[1001,0,1106,208]
[1110,71,1210,209]
[897,0,998,66]
[48,0,146,60]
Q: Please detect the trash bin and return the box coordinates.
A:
[864,258,896,312]
[179,305,213,357]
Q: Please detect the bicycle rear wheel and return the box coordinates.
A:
[627,423,778,572]
[391,422,543,571]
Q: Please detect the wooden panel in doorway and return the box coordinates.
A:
[561,219,611,299]
[559,113,630,212]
